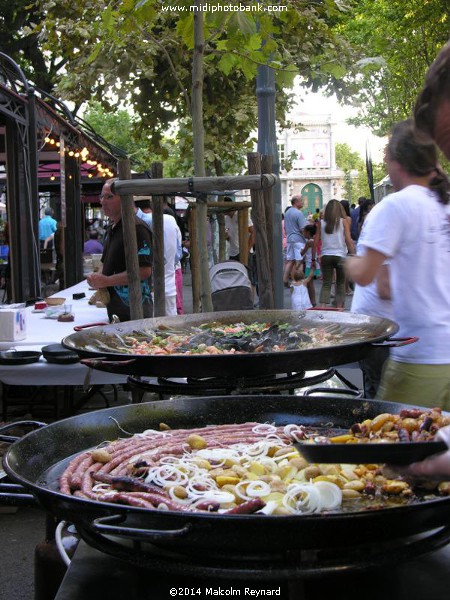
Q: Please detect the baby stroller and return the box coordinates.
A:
[210,261,253,311]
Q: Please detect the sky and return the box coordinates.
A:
[291,89,387,163]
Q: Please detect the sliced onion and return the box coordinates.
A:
[252,424,277,435]
[255,456,278,472]
[245,480,271,497]
[185,476,217,496]
[145,465,188,487]
[244,441,272,457]
[258,500,279,515]
[234,480,252,500]
[195,448,241,464]
[283,482,322,514]
[139,429,172,438]
[283,424,302,436]
[313,481,342,510]
[272,450,298,462]
[92,483,113,492]
[192,490,235,504]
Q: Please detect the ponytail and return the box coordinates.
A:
[429,167,450,205]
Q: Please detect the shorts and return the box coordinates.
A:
[286,242,303,261]
[376,359,450,411]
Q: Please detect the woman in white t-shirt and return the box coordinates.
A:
[317,199,354,308]
[346,118,450,409]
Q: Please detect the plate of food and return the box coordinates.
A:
[294,439,448,465]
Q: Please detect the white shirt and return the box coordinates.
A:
[351,212,394,321]
[290,283,312,310]
[136,209,179,299]
[359,185,450,364]
[320,219,347,258]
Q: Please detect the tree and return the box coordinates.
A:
[0,0,65,92]
[34,0,354,174]
[333,0,450,135]
[335,142,386,201]
[83,101,157,171]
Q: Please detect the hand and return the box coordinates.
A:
[86,272,109,290]
[387,425,450,480]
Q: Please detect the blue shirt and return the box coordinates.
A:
[284,207,306,243]
[39,215,57,241]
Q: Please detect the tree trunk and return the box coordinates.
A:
[192,9,213,312]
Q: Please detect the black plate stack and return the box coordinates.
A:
[41,344,80,364]
[0,350,41,365]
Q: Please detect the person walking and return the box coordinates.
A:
[346,118,450,409]
[384,41,450,479]
[317,199,354,308]
[283,195,307,286]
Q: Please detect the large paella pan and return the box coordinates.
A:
[61,309,403,377]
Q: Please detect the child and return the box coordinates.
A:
[290,264,314,310]
[301,223,319,306]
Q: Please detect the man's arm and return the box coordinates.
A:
[87,266,151,289]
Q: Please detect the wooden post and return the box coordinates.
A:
[189,205,201,313]
[238,207,249,266]
[112,174,277,196]
[217,212,227,262]
[247,152,274,309]
[150,162,166,317]
[261,155,275,298]
[118,159,143,320]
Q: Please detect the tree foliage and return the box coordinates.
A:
[82,101,159,171]
[29,0,354,175]
[0,0,54,91]
[335,142,386,201]
[333,0,450,135]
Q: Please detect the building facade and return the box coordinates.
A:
[277,111,347,213]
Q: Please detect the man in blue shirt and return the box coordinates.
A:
[283,195,306,286]
[39,208,57,249]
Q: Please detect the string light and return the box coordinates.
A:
[43,134,116,180]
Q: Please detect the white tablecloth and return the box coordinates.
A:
[0,280,109,349]
[0,280,127,386]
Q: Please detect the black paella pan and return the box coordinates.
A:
[61,309,408,377]
[2,395,450,572]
